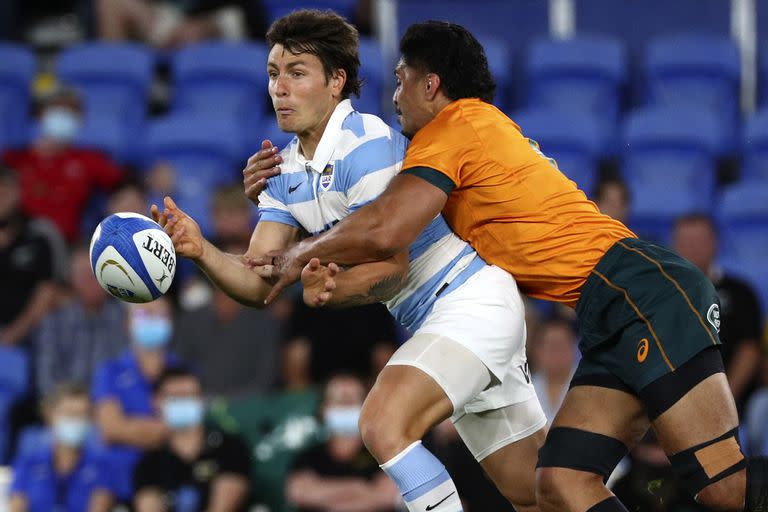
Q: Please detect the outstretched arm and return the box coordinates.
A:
[299,251,409,308]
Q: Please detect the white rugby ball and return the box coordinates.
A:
[89,212,176,303]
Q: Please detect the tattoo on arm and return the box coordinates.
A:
[334,272,405,308]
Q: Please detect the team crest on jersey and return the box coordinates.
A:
[319,164,334,191]
[707,304,721,332]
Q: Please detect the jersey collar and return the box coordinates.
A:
[292,99,354,173]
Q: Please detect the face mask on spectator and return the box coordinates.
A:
[131,316,172,349]
[163,398,204,430]
[40,107,81,142]
[324,406,361,437]
[53,417,90,447]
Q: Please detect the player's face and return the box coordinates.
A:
[393,59,434,138]
[267,44,340,137]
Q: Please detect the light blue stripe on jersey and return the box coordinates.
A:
[257,104,487,334]
[391,248,485,333]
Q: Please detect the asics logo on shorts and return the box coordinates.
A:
[637,338,649,363]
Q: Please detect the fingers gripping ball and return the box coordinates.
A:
[89,212,176,303]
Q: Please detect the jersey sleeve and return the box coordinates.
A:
[90,362,116,404]
[401,116,477,189]
[344,132,408,212]
[257,177,301,228]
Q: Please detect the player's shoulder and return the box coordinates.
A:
[337,111,405,154]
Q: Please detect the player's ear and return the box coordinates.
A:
[425,73,440,100]
[331,68,347,97]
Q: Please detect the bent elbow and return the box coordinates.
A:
[368,226,406,261]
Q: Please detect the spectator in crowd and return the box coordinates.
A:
[673,213,763,411]
[592,176,630,225]
[9,382,116,512]
[133,367,251,512]
[174,242,281,398]
[209,184,253,250]
[286,373,400,512]
[95,0,268,48]
[285,299,398,383]
[107,177,150,216]
[0,165,64,347]
[35,245,129,396]
[2,87,123,243]
[143,161,176,213]
[91,296,180,502]
[530,317,579,424]
[281,336,313,392]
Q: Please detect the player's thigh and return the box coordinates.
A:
[362,333,493,438]
[453,398,546,507]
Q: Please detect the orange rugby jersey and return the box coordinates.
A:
[402,98,636,306]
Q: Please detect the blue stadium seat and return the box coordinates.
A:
[356,37,385,115]
[397,0,549,109]
[621,107,723,242]
[576,0,731,56]
[0,43,35,147]
[526,36,626,126]
[0,346,29,463]
[146,114,242,235]
[644,34,740,152]
[75,113,132,164]
[172,42,269,120]
[512,108,606,193]
[261,0,357,23]
[56,43,154,132]
[743,109,768,182]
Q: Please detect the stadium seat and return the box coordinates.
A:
[146,113,243,235]
[621,106,723,242]
[397,0,549,108]
[75,113,132,164]
[0,346,29,463]
[644,34,740,152]
[261,0,357,24]
[512,108,606,193]
[355,37,385,115]
[56,43,154,132]
[171,42,269,120]
[0,43,35,147]
[743,108,768,182]
[526,36,626,126]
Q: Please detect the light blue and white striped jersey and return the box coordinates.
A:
[258,100,486,332]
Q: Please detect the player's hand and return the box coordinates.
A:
[244,246,306,305]
[301,258,339,307]
[243,139,282,205]
[151,196,205,260]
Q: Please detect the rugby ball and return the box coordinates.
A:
[89,212,176,303]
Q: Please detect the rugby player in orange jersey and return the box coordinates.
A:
[248,21,766,512]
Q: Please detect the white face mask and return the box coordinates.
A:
[53,417,91,447]
[40,107,81,142]
[324,406,362,437]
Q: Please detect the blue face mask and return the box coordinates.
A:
[40,107,80,142]
[163,398,204,430]
[53,417,90,447]
[131,317,172,349]
[324,406,361,437]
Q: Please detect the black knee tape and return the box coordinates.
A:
[746,457,768,512]
[537,427,628,482]
[667,428,745,496]
[639,346,725,420]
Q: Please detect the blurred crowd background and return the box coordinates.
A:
[1,0,767,511]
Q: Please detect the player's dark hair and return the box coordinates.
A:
[153,366,200,393]
[266,9,362,99]
[400,21,496,103]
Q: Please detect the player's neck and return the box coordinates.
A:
[296,101,338,161]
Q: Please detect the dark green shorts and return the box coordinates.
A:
[574,238,722,394]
